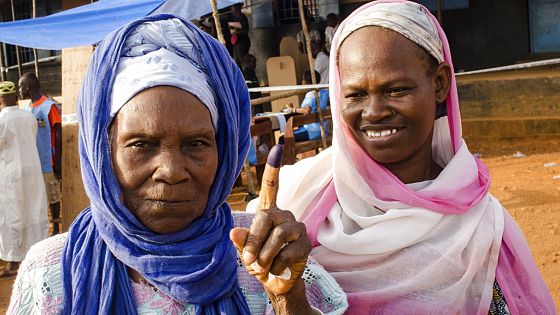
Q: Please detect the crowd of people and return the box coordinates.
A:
[2,1,558,314]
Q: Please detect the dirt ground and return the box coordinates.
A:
[1,141,559,312]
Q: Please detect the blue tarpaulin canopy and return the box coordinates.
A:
[0,0,241,50]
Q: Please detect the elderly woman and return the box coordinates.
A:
[248,1,556,314]
[7,15,347,315]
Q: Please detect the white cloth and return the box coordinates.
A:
[324,24,338,53]
[0,106,48,262]
[272,119,504,312]
[314,51,329,84]
[111,19,219,129]
[336,2,444,63]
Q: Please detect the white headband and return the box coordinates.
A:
[337,2,444,63]
[110,20,219,129]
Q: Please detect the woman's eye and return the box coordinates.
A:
[185,140,208,149]
[345,92,367,100]
[387,87,409,97]
[128,140,155,148]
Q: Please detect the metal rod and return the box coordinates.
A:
[10,0,22,78]
[298,0,327,149]
[210,0,226,45]
[32,0,39,78]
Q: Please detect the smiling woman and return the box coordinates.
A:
[6,14,347,315]
[251,1,558,314]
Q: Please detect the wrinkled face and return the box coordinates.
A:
[17,79,30,99]
[110,86,218,234]
[338,27,449,171]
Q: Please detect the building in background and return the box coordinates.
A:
[246,0,560,81]
[0,0,63,96]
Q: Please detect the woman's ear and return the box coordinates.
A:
[433,62,451,104]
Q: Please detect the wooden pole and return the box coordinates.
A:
[209,0,256,196]
[210,0,226,46]
[0,43,6,81]
[10,0,22,78]
[0,6,5,81]
[297,0,328,149]
[0,5,5,82]
[32,0,39,78]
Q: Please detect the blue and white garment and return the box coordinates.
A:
[61,15,253,315]
[24,97,58,173]
[298,89,329,140]
[7,212,349,315]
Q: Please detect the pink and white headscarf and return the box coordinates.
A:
[273,1,556,313]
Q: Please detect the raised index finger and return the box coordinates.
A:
[257,144,283,211]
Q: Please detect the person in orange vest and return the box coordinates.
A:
[18,73,62,235]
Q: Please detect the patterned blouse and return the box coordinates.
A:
[7,212,348,315]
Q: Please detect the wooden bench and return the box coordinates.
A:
[283,109,332,165]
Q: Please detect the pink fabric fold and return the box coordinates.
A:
[300,1,556,313]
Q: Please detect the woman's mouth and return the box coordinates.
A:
[364,128,398,139]
[361,126,403,141]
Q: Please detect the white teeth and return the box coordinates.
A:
[365,129,398,138]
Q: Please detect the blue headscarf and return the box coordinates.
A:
[61,14,251,315]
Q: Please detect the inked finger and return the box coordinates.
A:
[257,144,283,211]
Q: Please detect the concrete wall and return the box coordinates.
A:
[457,65,560,142]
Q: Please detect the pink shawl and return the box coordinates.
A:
[289,1,556,313]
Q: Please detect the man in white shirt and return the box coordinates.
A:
[312,41,329,84]
[0,81,48,277]
[324,13,339,53]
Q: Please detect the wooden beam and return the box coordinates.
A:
[298,0,328,149]
[32,0,39,78]
[10,0,21,78]
[61,45,93,231]
[210,0,226,46]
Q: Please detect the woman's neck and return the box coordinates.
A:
[384,146,443,184]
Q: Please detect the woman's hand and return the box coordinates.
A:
[230,210,314,314]
[230,209,311,294]
[230,145,315,314]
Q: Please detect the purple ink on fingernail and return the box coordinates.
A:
[266,144,284,168]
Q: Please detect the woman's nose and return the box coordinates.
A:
[152,149,190,185]
[361,95,394,122]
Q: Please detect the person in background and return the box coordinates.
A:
[297,10,321,55]
[229,3,251,66]
[312,41,329,84]
[0,81,48,278]
[241,54,264,114]
[284,70,329,143]
[18,73,62,235]
[324,13,339,53]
